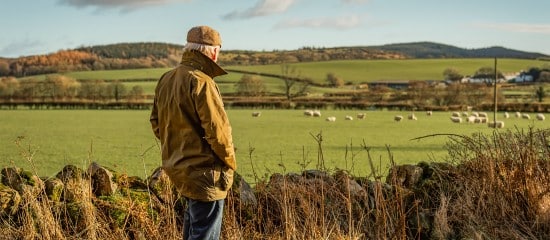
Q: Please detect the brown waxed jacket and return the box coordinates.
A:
[150,50,236,201]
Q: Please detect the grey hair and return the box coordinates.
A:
[183,42,220,61]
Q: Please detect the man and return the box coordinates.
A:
[150,25,236,240]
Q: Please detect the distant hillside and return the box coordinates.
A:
[1,41,548,77]
[370,42,548,59]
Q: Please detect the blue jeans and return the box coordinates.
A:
[183,198,224,240]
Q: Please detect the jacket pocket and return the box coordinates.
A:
[218,166,234,191]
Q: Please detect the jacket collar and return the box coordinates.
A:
[180,50,228,78]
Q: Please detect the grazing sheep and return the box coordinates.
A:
[471,112,479,117]
[503,112,510,119]
[536,113,545,121]
[408,113,417,120]
[326,116,336,122]
[522,113,531,120]
[357,113,366,119]
[313,110,322,117]
[345,115,353,120]
[450,116,462,123]
[515,112,521,118]
[488,121,505,128]
[394,115,403,122]
[251,112,261,117]
[304,110,314,116]
[478,112,488,118]
[474,117,487,124]
[426,111,433,116]
[451,112,461,117]
[466,115,477,123]
[462,112,469,117]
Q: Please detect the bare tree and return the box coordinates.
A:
[280,64,309,101]
[408,81,433,107]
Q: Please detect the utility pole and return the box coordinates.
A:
[492,57,498,127]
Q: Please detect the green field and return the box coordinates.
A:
[1,109,548,183]
[225,58,547,83]
[18,58,549,98]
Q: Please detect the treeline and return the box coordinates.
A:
[372,42,550,59]
[1,42,548,78]
[0,75,145,103]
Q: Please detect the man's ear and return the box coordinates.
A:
[211,47,219,62]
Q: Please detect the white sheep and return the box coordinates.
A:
[451,112,461,117]
[488,121,505,128]
[503,112,510,119]
[426,111,433,116]
[466,115,476,123]
[515,112,521,118]
[522,113,531,120]
[471,112,479,117]
[474,117,487,124]
[357,113,366,119]
[478,112,488,118]
[394,115,403,122]
[251,112,261,117]
[462,112,469,117]
[345,115,353,120]
[326,116,336,122]
[304,110,314,116]
[313,110,322,117]
[450,116,462,123]
[536,113,545,121]
[408,113,417,120]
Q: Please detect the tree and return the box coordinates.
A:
[326,73,344,88]
[280,64,309,102]
[43,75,80,100]
[106,81,127,102]
[235,74,265,96]
[473,67,504,83]
[79,80,106,102]
[0,77,20,100]
[538,71,550,82]
[0,60,10,76]
[128,85,144,101]
[443,68,463,82]
[407,81,433,107]
[535,86,546,102]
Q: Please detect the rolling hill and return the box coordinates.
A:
[1,41,548,77]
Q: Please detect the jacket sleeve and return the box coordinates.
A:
[150,97,160,139]
[194,76,237,170]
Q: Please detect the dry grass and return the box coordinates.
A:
[1,128,550,239]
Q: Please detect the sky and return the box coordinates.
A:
[1,0,550,58]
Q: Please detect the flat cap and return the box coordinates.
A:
[186,25,222,46]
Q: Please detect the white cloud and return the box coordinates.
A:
[58,0,187,11]
[474,22,550,34]
[341,0,369,4]
[223,0,295,20]
[275,15,361,30]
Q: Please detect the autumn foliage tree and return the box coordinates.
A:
[235,74,266,97]
[326,73,344,88]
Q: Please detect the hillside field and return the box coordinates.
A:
[1,109,548,183]
[17,58,548,98]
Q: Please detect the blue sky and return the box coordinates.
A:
[1,0,549,58]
